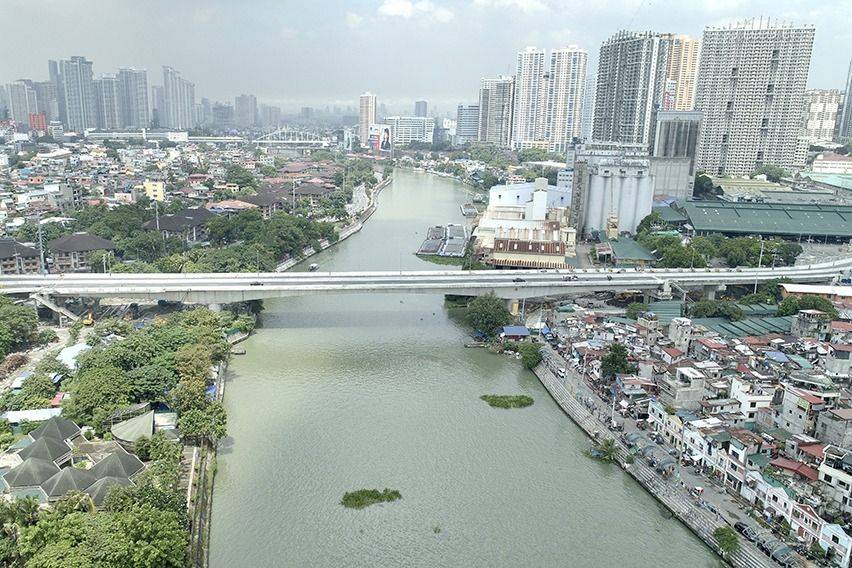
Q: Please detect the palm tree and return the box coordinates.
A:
[598,438,619,462]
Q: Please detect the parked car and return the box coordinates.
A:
[512,277,526,283]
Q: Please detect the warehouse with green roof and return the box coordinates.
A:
[677,201,852,240]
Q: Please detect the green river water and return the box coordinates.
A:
[208,169,719,567]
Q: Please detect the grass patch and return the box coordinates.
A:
[480,395,534,409]
[416,254,465,266]
[341,488,402,509]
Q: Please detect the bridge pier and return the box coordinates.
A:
[703,284,726,301]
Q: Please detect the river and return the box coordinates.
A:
[209,169,719,567]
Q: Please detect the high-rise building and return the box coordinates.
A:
[385,116,435,147]
[212,102,234,129]
[235,94,257,128]
[259,104,282,127]
[162,66,195,130]
[802,89,842,142]
[48,60,66,126]
[0,87,8,119]
[478,75,514,147]
[594,31,673,148]
[58,56,97,132]
[650,110,701,200]
[359,92,376,144]
[455,104,480,144]
[665,35,700,111]
[415,100,428,117]
[512,47,547,148]
[94,75,121,130]
[150,85,165,128]
[694,19,815,175]
[6,80,38,124]
[545,46,587,152]
[580,74,595,141]
[117,68,149,128]
[840,59,852,142]
[33,81,58,121]
[198,98,213,126]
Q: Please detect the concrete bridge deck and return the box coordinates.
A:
[1,258,850,304]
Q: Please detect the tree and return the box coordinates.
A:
[716,302,744,322]
[224,164,258,190]
[798,296,839,319]
[466,294,512,335]
[689,300,718,318]
[810,541,828,559]
[0,298,39,358]
[173,344,212,383]
[127,363,178,402]
[626,302,648,320]
[713,526,739,556]
[753,165,788,183]
[62,366,131,425]
[777,296,800,316]
[178,402,227,442]
[518,343,542,369]
[636,212,664,235]
[601,344,632,379]
[596,438,619,462]
[777,295,838,319]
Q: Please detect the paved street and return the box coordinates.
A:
[537,346,786,568]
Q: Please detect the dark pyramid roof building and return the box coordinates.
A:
[90,449,144,479]
[2,458,60,488]
[40,467,97,500]
[86,476,132,507]
[48,232,116,252]
[29,416,81,442]
[17,436,72,465]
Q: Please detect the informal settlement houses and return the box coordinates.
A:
[544,293,852,567]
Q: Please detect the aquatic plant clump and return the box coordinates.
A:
[480,395,534,409]
[341,488,402,509]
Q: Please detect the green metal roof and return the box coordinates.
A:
[600,235,656,262]
[680,201,852,238]
[645,300,686,325]
[803,173,852,192]
[690,316,794,339]
[653,206,689,223]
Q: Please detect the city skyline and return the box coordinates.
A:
[0,1,848,111]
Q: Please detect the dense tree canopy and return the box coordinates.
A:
[0,297,39,358]
[601,344,633,380]
[465,294,512,335]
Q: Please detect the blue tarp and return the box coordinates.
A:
[765,351,790,364]
[542,326,552,335]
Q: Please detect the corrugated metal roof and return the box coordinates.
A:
[681,201,852,237]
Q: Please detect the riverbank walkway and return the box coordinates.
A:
[534,353,781,568]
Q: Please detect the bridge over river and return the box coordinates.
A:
[1,258,850,305]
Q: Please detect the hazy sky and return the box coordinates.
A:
[1,0,849,114]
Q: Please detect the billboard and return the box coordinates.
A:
[368,123,392,154]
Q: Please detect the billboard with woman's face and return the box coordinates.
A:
[369,123,392,153]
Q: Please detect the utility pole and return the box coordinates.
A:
[36,214,46,274]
